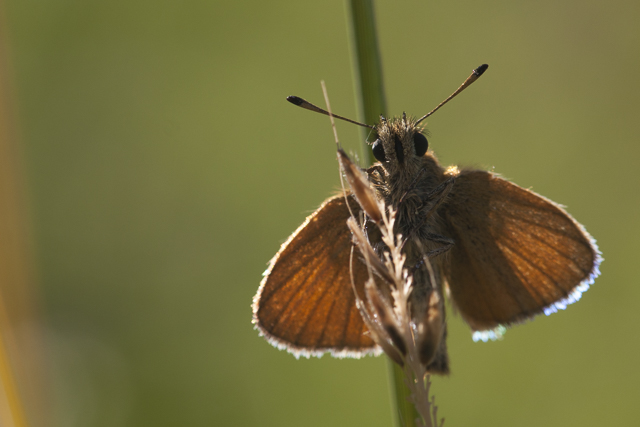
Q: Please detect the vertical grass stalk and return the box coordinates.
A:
[345,2,420,426]
[345,0,385,166]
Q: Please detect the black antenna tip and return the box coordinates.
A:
[473,64,489,76]
[287,96,304,106]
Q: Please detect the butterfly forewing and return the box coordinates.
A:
[253,195,379,357]
[442,170,600,332]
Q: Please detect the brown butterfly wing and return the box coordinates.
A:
[441,170,601,336]
[253,194,379,357]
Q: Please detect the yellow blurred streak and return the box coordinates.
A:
[0,2,49,426]
[0,318,27,427]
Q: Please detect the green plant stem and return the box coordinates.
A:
[346,2,420,426]
[389,362,421,427]
[346,0,385,166]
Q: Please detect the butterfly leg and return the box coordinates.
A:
[423,233,455,258]
[402,177,455,252]
[421,176,455,220]
[409,233,455,274]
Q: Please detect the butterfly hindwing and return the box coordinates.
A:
[441,169,600,333]
[253,195,378,357]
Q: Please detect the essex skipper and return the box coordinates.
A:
[252,65,601,373]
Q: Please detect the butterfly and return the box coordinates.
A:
[252,65,601,374]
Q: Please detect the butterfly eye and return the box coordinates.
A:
[372,139,386,162]
[413,133,429,157]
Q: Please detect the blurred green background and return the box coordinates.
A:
[3,0,639,426]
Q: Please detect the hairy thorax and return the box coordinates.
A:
[369,154,447,241]
[367,153,451,296]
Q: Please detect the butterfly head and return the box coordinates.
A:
[371,114,429,173]
[287,65,487,174]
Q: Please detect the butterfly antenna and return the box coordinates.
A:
[287,95,375,129]
[416,64,488,124]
